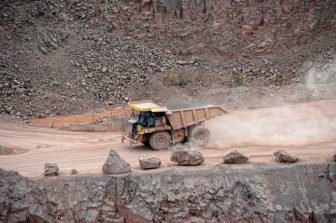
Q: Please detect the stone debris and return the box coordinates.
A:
[223,150,248,164]
[139,156,161,170]
[1,0,335,119]
[273,150,298,163]
[71,168,78,175]
[170,147,204,166]
[333,149,336,161]
[293,207,309,222]
[44,163,59,176]
[102,150,131,175]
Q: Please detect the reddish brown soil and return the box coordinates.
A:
[30,107,126,128]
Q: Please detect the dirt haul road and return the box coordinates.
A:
[0,99,335,177]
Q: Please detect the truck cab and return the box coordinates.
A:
[122,101,173,150]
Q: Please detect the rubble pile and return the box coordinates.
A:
[0,0,335,118]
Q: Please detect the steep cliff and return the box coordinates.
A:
[1,163,336,222]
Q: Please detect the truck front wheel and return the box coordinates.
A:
[149,131,171,151]
[189,126,211,146]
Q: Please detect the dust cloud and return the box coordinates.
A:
[207,60,336,149]
[306,57,336,96]
[207,100,336,148]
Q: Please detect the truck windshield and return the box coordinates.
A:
[138,112,155,127]
[139,112,146,126]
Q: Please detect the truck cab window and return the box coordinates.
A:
[138,112,155,128]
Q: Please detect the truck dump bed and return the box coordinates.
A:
[165,103,227,130]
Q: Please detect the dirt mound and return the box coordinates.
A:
[0,145,28,156]
[30,106,126,130]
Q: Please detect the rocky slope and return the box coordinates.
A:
[0,0,335,119]
[1,163,336,223]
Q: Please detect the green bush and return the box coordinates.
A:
[275,73,287,85]
[233,73,244,86]
[169,70,186,86]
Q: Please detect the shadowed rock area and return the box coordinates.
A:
[1,163,336,222]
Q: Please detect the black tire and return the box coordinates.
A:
[188,126,211,145]
[143,141,150,146]
[149,131,171,151]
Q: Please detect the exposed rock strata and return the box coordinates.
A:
[1,163,336,222]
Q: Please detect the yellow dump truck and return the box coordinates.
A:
[121,100,227,150]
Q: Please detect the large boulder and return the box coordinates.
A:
[274,150,298,163]
[223,150,248,164]
[44,163,59,176]
[170,147,204,166]
[139,156,161,170]
[102,150,131,174]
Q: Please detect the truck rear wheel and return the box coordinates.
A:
[189,126,210,145]
[149,131,171,151]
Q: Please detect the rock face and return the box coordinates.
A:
[44,163,59,176]
[0,168,107,223]
[170,147,204,166]
[1,164,336,222]
[102,150,131,175]
[1,0,336,119]
[223,150,248,164]
[274,150,298,163]
[139,156,161,170]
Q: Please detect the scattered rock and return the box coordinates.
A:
[71,168,78,175]
[39,46,48,54]
[176,60,188,65]
[242,24,253,35]
[293,207,308,222]
[102,150,131,174]
[223,150,248,164]
[311,211,328,223]
[139,156,161,170]
[170,147,204,166]
[101,66,108,73]
[44,163,59,176]
[333,149,336,161]
[273,150,298,163]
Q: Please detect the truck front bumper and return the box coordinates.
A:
[121,135,138,145]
